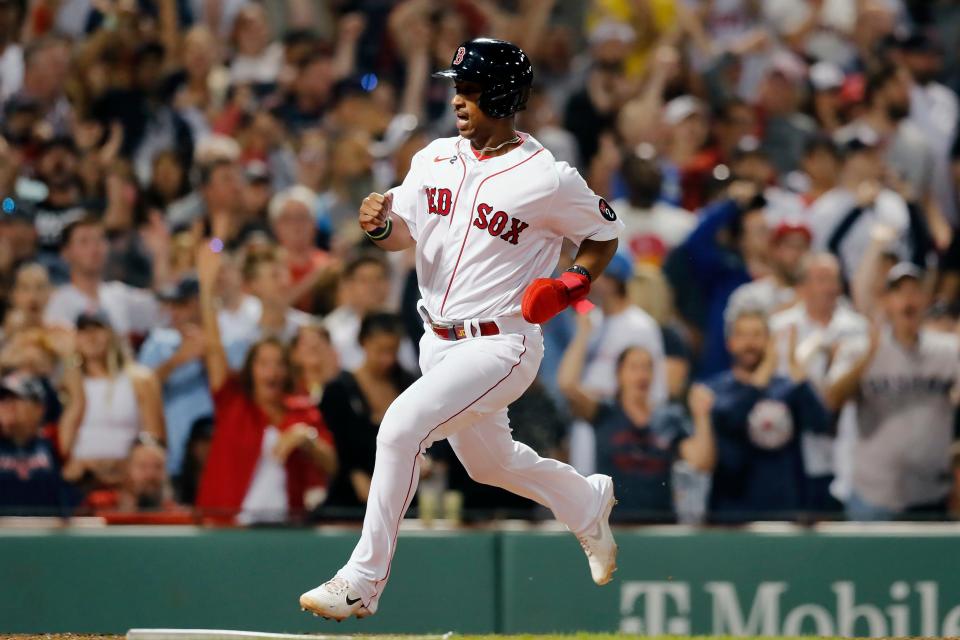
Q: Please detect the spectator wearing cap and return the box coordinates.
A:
[727,218,812,319]
[194,244,337,524]
[59,311,165,488]
[138,275,219,483]
[706,305,831,522]
[612,151,695,267]
[270,186,336,313]
[893,30,959,225]
[770,253,867,513]
[560,307,715,522]
[43,216,160,342]
[826,263,960,520]
[671,180,770,377]
[0,373,73,516]
[325,252,418,374]
[661,95,720,212]
[806,62,847,134]
[808,130,912,283]
[557,252,667,475]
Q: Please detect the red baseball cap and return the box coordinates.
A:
[771,219,812,245]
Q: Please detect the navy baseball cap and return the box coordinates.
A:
[157,274,200,303]
[0,374,46,404]
[76,310,112,330]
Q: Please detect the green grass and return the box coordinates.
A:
[9,634,842,640]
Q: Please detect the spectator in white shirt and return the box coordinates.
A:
[770,253,867,513]
[613,150,695,267]
[325,252,417,374]
[43,217,159,341]
[229,4,284,87]
[809,131,911,282]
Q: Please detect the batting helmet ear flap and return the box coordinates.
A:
[479,84,531,119]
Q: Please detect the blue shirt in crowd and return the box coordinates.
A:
[0,435,71,516]
[677,199,752,378]
[705,372,831,521]
[139,328,213,475]
[594,401,691,520]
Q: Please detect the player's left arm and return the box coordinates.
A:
[570,237,619,281]
[521,162,625,324]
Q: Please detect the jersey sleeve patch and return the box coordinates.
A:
[599,198,617,221]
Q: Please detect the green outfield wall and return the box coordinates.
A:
[2,526,960,636]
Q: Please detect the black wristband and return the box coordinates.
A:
[566,264,593,281]
[365,216,393,241]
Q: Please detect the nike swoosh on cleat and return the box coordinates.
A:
[345,596,362,605]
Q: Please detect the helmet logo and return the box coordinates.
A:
[453,46,466,65]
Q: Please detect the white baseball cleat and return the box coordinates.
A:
[576,474,618,586]
[299,576,371,621]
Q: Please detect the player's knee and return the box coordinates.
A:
[461,457,501,486]
[376,400,430,450]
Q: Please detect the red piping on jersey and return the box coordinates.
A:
[368,334,528,605]
[448,140,467,226]
[439,146,545,316]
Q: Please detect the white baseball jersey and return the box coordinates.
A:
[388,133,624,321]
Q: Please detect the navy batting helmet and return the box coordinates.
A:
[433,38,533,119]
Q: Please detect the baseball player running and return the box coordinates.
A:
[300,38,623,620]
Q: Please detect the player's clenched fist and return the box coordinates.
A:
[521,270,592,324]
[359,192,393,232]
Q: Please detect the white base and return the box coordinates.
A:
[127,630,347,640]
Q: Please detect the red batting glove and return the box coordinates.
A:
[521,271,592,324]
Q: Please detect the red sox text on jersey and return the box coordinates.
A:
[427,186,529,245]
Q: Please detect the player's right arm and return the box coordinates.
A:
[359,192,415,251]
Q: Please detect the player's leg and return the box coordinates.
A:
[448,409,618,584]
[300,329,542,619]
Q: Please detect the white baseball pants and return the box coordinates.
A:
[336,322,606,612]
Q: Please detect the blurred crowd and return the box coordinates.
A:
[2,0,960,525]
